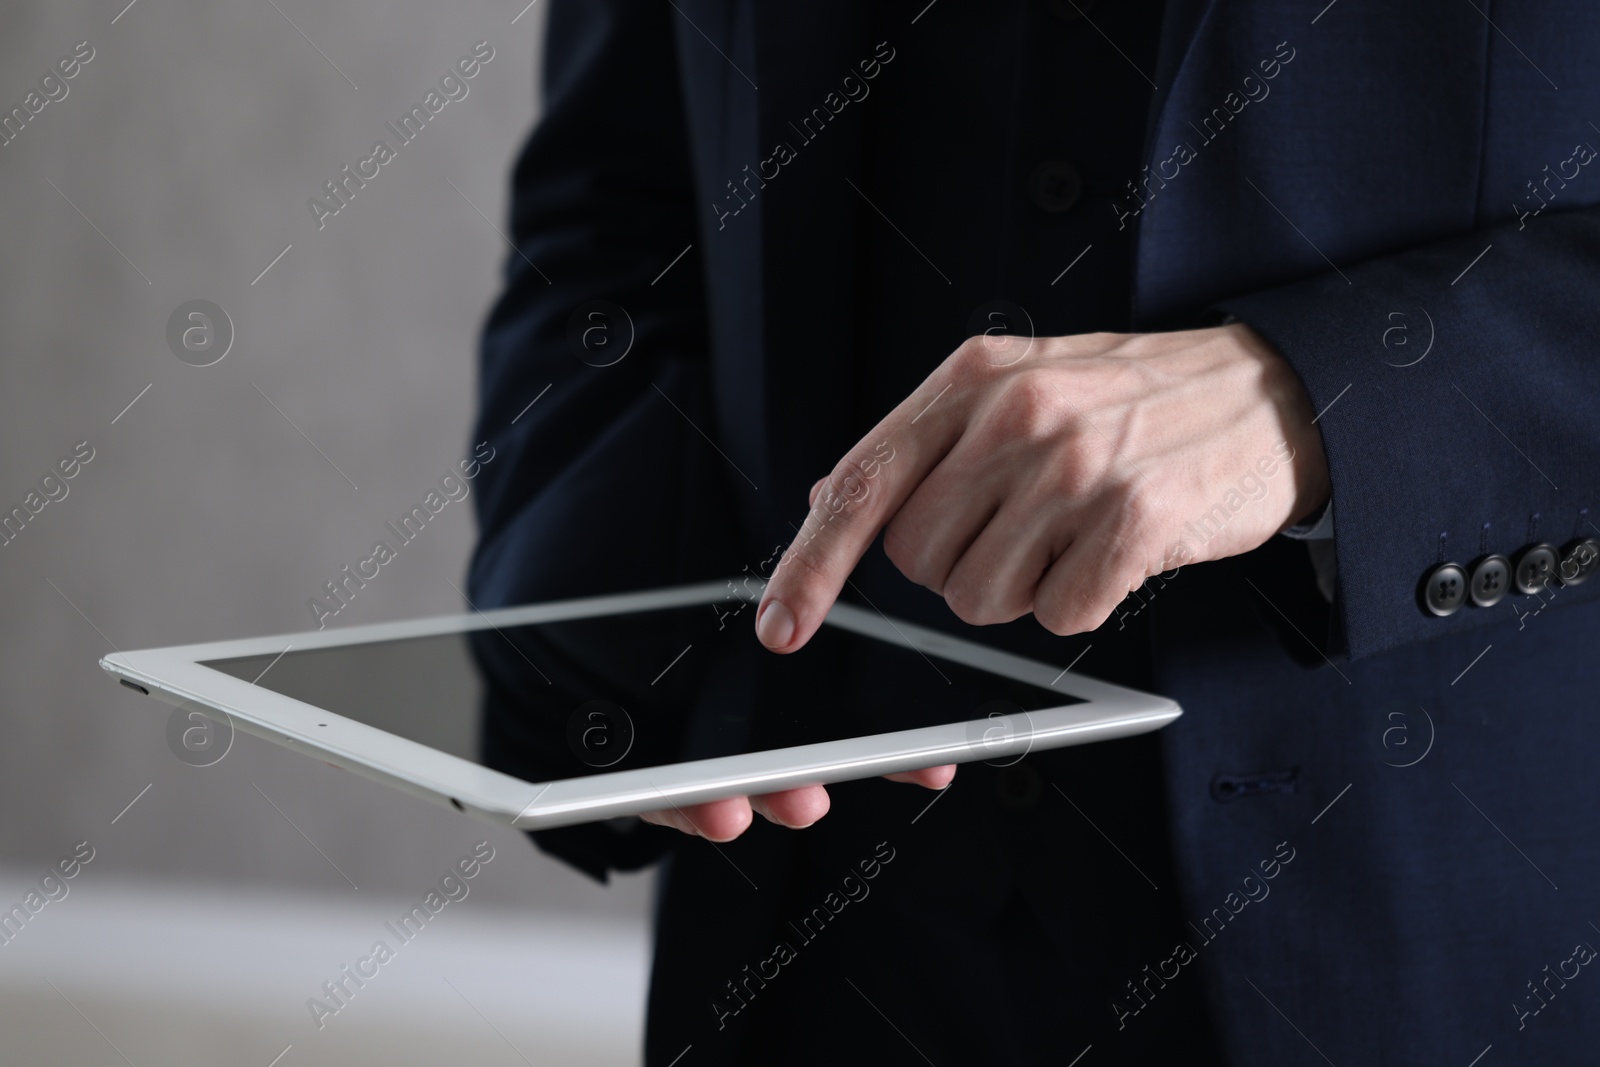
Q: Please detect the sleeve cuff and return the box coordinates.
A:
[1281,499,1334,540]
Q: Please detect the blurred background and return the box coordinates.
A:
[0,1,655,1063]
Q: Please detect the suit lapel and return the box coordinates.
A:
[1133,0,1219,327]
[1143,0,1219,162]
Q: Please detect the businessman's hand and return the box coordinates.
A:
[639,765,954,840]
[754,323,1329,652]
[641,324,1324,843]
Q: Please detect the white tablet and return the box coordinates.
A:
[99,579,1180,831]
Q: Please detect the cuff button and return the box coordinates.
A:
[1467,554,1510,608]
[1558,538,1600,586]
[1026,160,1083,213]
[1420,562,1467,617]
[1512,543,1558,595]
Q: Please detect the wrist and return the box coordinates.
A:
[1222,320,1332,531]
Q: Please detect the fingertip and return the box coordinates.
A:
[884,764,957,789]
[646,797,754,841]
[752,785,831,829]
[788,785,831,827]
[755,598,797,651]
[697,797,754,842]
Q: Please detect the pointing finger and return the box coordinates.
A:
[757,354,974,652]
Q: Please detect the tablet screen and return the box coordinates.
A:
[202,596,1081,785]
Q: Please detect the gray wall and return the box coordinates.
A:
[0,0,651,918]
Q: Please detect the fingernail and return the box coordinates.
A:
[756,599,795,649]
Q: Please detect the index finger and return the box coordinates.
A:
[756,355,971,652]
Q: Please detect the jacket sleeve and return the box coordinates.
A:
[1214,203,1600,663]
[468,1,740,879]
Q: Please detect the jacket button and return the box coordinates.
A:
[1043,0,1097,21]
[1027,160,1083,213]
[1558,538,1600,585]
[1512,543,1558,594]
[1467,554,1510,607]
[993,762,1042,812]
[1419,562,1467,616]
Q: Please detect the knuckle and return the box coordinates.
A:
[1033,598,1079,636]
[1103,482,1171,573]
[1084,329,1131,355]
[993,369,1069,444]
[816,478,856,514]
[1111,480,1161,541]
[1049,447,1099,499]
[882,521,929,587]
[946,559,1032,626]
[944,582,1003,627]
[950,336,1003,382]
[945,589,986,626]
[824,450,884,514]
[1034,572,1124,636]
[952,334,987,368]
[1034,593,1105,637]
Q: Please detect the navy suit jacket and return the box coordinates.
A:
[471,2,1600,1063]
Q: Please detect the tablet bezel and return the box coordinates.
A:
[99,579,1181,830]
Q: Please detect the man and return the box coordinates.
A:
[471,1,1600,1063]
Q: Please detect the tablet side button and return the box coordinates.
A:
[118,679,149,696]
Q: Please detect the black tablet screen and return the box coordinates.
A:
[203,596,1081,785]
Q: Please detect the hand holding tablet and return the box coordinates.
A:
[637,761,955,842]
[102,580,1180,834]
[651,324,1323,842]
